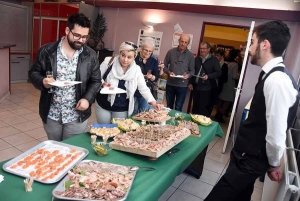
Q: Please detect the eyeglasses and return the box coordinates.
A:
[69,29,90,42]
[200,48,208,50]
[142,49,153,54]
[125,41,138,50]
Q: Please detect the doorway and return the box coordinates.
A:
[188,22,250,150]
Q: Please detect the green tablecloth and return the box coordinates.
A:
[0,111,223,201]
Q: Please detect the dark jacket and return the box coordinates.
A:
[190,55,221,91]
[28,40,101,124]
[134,53,159,97]
[218,62,228,94]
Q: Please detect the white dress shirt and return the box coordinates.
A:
[262,57,298,167]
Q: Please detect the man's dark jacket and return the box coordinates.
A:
[189,55,221,91]
[28,40,101,124]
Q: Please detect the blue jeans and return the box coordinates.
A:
[166,84,187,111]
[133,96,153,115]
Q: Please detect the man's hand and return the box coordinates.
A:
[43,78,55,89]
[183,73,189,79]
[76,99,89,111]
[188,84,193,91]
[201,75,208,80]
[267,166,283,182]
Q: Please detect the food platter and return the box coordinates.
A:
[89,123,120,138]
[110,125,190,159]
[132,110,171,123]
[177,120,201,137]
[112,118,140,132]
[52,160,137,201]
[2,140,88,184]
[190,114,213,126]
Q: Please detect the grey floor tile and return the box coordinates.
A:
[179,177,213,199]
[172,173,188,188]
[168,189,203,201]
[158,186,176,201]
[199,169,220,185]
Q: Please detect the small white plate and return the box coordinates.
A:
[170,75,184,78]
[100,87,127,94]
[48,81,82,87]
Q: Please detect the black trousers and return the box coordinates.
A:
[205,149,269,201]
[192,90,213,117]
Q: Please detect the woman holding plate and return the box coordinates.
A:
[95,41,163,124]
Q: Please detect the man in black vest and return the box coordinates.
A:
[205,20,299,201]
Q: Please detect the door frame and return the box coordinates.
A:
[187,22,250,113]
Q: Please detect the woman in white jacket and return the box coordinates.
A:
[95,41,163,124]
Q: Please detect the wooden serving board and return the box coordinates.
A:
[110,129,190,159]
[132,115,171,123]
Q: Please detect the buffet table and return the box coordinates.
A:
[0,111,223,201]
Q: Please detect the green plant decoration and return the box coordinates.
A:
[88,12,107,50]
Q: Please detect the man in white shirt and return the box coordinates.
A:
[205,20,299,201]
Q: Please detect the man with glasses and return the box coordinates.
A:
[133,37,159,115]
[29,13,101,141]
[188,41,221,117]
[163,34,195,111]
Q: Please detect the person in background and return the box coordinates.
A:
[29,13,101,141]
[214,49,228,96]
[95,41,163,124]
[215,49,239,123]
[205,20,299,201]
[132,37,159,115]
[163,33,195,111]
[188,41,221,117]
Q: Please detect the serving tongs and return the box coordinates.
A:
[167,147,181,157]
[129,166,156,171]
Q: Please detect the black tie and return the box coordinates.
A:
[255,70,265,90]
[258,70,265,82]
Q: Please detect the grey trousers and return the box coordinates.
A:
[43,116,88,141]
[95,102,128,124]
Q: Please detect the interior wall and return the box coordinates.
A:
[99,7,300,134]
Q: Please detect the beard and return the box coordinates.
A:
[250,46,261,65]
[67,34,84,50]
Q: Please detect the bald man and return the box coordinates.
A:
[163,34,195,111]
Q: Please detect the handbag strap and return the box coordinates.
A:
[103,56,115,81]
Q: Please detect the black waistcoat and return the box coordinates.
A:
[234,66,299,158]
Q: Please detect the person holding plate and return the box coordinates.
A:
[95,41,163,124]
[28,14,101,141]
[132,37,159,115]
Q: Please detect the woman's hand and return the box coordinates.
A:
[101,79,111,87]
[150,101,164,110]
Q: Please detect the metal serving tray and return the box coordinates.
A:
[2,140,89,184]
[52,160,137,201]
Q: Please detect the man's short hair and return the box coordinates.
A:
[200,41,211,49]
[214,49,225,57]
[67,13,91,30]
[253,20,290,57]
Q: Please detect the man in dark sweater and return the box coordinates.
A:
[188,41,221,117]
[205,21,299,201]
[163,34,195,111]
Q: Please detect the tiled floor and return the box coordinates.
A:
[0,82,263,201]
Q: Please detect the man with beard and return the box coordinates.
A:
[205,20,299,201]
[29,13,101,141]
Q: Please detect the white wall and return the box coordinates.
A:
[104,0,300,11]
[100,7,300,134]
